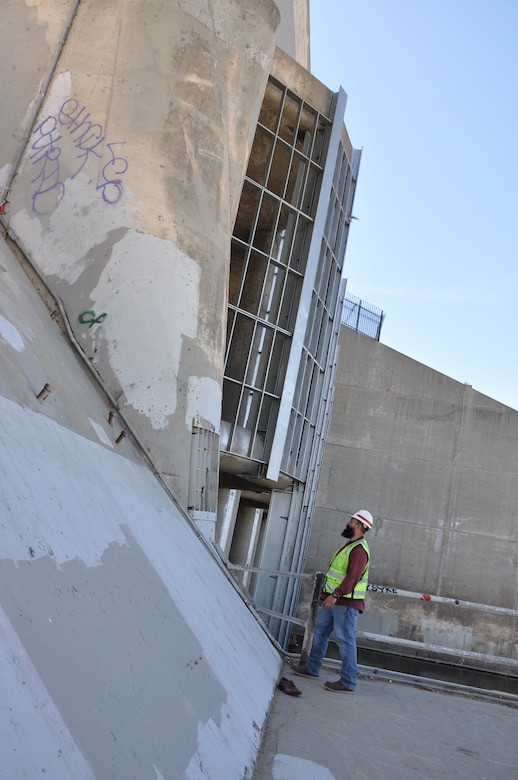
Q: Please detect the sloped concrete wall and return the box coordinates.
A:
[0,236,281,777]
[1,0,279,512]
[308,326,518,659]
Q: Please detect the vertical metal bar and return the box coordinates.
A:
[355,300,361,332]
[376,312,385,341]
[299,571,325,666]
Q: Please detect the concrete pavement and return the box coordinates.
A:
[253,659,518,780]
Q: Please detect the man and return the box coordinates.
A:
[293,509,373,693]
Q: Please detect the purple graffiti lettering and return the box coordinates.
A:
[31,174,65,216]
[71,121,104,149]
[96,142,128,205]
[59,99,92,134]
[58,99,104,152]
[59,99,106,177]
[102,142,128,178]
[29,99,128,210]
[70,133,105,178]
[96,180,124,205]
[30,116,65,214]
[30,117,62,164]
[59,101,128,200]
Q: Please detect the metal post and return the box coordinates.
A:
[299,571,325,666]
[376,312,385,341]
[355,300,361,331]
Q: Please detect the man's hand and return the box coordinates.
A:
[323,595,337,611]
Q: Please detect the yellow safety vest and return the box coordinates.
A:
[324,538,370,599]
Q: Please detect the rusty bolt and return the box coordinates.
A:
[36,383,53,401]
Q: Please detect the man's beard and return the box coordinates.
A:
[341,526,354,538]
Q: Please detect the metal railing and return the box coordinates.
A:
[366,583,518,617]
[227,563,325,664]
[226,562,518,673]
[341,292,384,340]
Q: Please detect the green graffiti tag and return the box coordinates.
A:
[78,310,107,328]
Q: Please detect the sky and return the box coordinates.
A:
[309,0,518,410]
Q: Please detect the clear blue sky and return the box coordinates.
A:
[309,0,518,410]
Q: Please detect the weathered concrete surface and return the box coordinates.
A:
[274,0,310,68]
[253,659,518,780]
[360,593,518,662]
[1,0,280,514]
[0,233,281,777]
[0,0,75,189]
[307,326,518,661]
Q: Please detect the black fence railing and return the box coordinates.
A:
[342,292,384,340]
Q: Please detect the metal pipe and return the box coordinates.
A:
[368,583,518,618]
[357,630,518,670]
[1,0,82,204]
[227,562,315,580]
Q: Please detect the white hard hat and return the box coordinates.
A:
[351,509,373,529]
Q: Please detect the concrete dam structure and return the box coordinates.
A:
[2,0,518,776]
[0,0,284,776]
[1,0,280,512]
[2,0,362,775]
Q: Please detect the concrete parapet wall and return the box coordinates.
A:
[308,326,518,660]
[361,592,518,663]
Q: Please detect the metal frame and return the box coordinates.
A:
[266,88,349,481]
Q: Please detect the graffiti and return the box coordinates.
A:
[368,584,398,594]
[58,99,105,178]
[29,97,129,213]
[58,99,128,204]
[78,310,107,328]
[29,116,66,215]
[96,142,128,205]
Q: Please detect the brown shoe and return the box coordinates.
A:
[292,665,319,678]
[324,680,355,693]
[277,677,302,696]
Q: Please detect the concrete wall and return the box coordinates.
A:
[0,234,281,777]
[274,0,310,68]
[308,326,518,661]
[1,0,279,514]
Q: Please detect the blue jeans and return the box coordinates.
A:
[306,603,359,690]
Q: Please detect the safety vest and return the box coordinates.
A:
[324,538,370,600]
